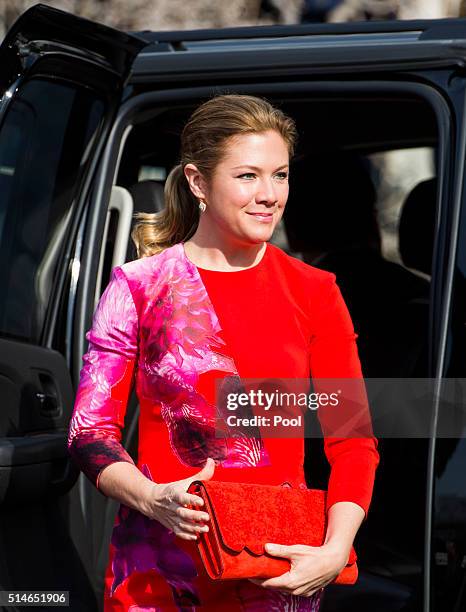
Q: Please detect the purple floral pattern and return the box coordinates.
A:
[110,464,200,607]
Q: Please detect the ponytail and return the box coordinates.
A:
[131,164,199,258]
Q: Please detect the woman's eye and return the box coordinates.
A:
[238,172,288,180]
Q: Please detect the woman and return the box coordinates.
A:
[67,94,379,611]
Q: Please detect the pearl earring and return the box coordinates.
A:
[199,200,207,213]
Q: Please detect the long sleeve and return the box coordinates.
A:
[309,272,380,518]
[67,266,139,490]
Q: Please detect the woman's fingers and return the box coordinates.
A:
[176,504,210,524]
[178,520,209,534]
[160,488,210,540]
[171,518,209,541]
[147,482,211,540]
[180,492,205,508]
[168,488,210,522]
[167,487,204,509]
[172,527,198,541]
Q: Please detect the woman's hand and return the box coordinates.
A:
[248,541,349,597]
[141,457,215,541]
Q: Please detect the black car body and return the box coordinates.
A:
[0,4,465,611]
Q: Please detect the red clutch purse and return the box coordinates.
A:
[186,480,358,583]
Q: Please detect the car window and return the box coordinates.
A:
[369,146,436,273]
[0,78,105,343]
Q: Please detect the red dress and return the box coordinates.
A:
[68,241,379,611]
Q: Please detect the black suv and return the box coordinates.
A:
[1,4,465,611]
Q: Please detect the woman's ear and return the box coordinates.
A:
[184,164,208,201]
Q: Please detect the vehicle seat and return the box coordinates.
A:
[398,177,437,276]
[128,179,165,213]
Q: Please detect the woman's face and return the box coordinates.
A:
[187,129,290,247]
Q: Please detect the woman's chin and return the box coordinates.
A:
[240,226,276,243]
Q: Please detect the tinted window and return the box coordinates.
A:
[0,79,104,342]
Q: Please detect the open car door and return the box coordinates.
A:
[0,4,146,610]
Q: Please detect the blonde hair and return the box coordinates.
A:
[131,94,298,258]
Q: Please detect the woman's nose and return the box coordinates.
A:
[256,178,278,204]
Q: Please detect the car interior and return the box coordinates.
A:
[91,89,439,610]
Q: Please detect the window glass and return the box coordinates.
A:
[369,147,435,271]
[0,78,105,342]
[138,165,167,181]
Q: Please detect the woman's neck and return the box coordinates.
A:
[183,238,266,272]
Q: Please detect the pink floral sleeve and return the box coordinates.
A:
[67,266,139,490]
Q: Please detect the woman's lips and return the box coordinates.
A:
[247,212,274,223]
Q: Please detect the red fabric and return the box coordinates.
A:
[191,243,379,517]
[188,480,358,583]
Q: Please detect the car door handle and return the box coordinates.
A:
[36,391,59,416]
[34,371,63,418]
